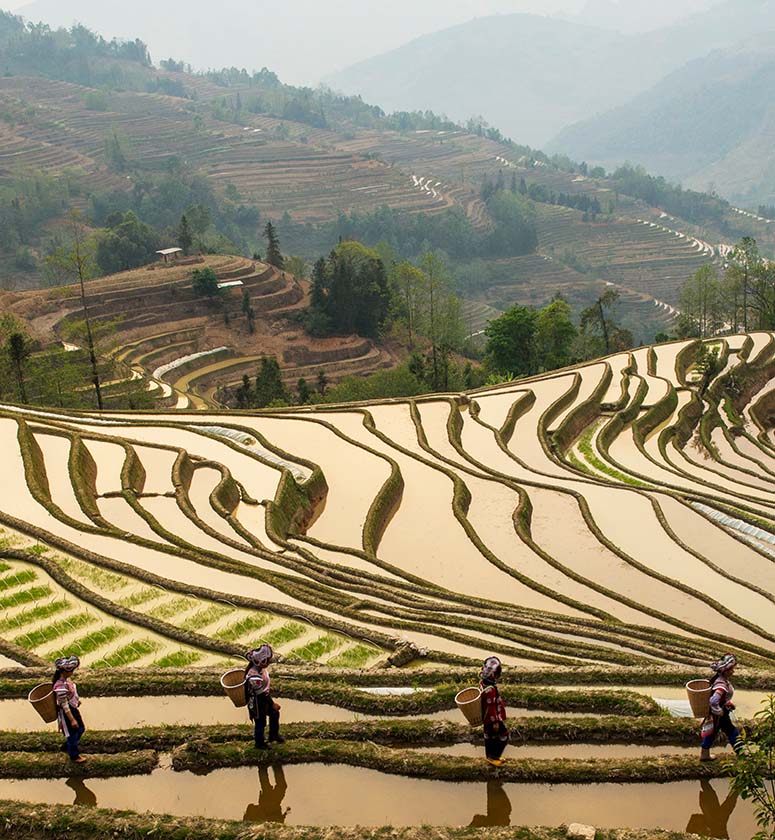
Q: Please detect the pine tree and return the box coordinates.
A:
[316,369,328,396]
[7,331,30,403]
[510,172,518,194]
[177,214,193,254]
[241,289,255,334]
[518,177,528,196]
[297,378,311,405]
[264,221,285,269]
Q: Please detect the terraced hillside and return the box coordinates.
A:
[4,68,769,338]
[2,332,775,670]
[0,255,398,410]
[3,334,775,836]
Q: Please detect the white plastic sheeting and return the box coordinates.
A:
[192,425,310,481]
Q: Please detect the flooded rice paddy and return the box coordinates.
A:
[0,765,756,835]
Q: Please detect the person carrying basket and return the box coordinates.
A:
[700,653,741,762]
[480,656,509,767]
[245,644,284,750]
[53,655,87,764]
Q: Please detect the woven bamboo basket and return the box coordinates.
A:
[686,679,712,718]
[455,686,483,726]
[28,684,57,723]
[220,668,247,708]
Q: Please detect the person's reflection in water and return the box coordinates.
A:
[65,776,97,807]
[244,764,290,823]
[685,779,738,838]
[469,779,512,827]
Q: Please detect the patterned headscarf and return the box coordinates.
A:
[55,656,80,672]
[480,656,502,684]
[711,653,737,674]
[247,644,273,668]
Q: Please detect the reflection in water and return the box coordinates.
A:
[685,780,738,838]
[244,765,290,823]
[65,777,97,807]
[469,780,512,827]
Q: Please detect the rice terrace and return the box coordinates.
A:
[3,3,775,839]
[0,327,774,837]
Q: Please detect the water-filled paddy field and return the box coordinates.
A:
[0,766,757,835]
[3,333,775,838]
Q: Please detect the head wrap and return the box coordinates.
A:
[711,653,737,674]
[247,644,273,668]
[480,656,502,683]
[55,656,80,672]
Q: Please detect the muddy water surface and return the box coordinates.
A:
[0,696,594,731]
[0,765,756,835]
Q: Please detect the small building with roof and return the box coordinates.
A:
[156,247,184,265]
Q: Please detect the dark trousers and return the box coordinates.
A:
[701,711,740,752]
[484,721,509,760]
[254,694,280,746]
[65,707,85,760]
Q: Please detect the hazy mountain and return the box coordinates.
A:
[8,0,581,86]
[327,0,775,148]
[9,0,730,86]
[549,38,775,205]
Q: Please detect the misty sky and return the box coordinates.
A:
[3,0,721,85]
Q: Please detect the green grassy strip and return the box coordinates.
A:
[94,639,160,668]
[0,570,36,592]
[116,587,165,608]
[0,801,687,840]
[0,561,9,573]
[287,633,344,662]
[0,750,157,779]
[0,716,707,755]
[146,597,195,621]
[185,604,232,631]
[0,600,70,634]
[58,556,129,593]
[12,613,95,650]
[171,737,727,783]
[327,644,380,669]
[213,613,271,642]
[153,650,202,668]
[261,621,308,649]
[0,585,52,610]
[47,625,127,660]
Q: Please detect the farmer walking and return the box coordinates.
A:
[53,655,87,764]
[700,653,741,761]
[245,644,284,749]
[480,656,509,767]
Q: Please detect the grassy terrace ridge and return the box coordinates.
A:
[0,801,700,840]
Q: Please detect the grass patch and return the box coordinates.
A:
[153,650,202,667]
[328,644,381,669]
[48,625,127,660]
[13,613,95,649]
[147,597,195,621]
[0,570,37,592]
[0,585,52,609]
[186,604,232,631]
[261,621,308,648]
[117,587,165,608]
[577,426,648,487]
[0,601,70,634]
[94,639,160,668]
[288,633,344,662]
[213,613,271,642]
[57,557,129,592]
[0,561,10,573]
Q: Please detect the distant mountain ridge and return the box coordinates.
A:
[327,0,775,149]
[549,39,775,206]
